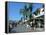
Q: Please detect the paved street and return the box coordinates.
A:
[10,23,44,33]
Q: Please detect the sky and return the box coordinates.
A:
[7,2,43,21]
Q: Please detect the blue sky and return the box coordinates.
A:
[7,2,43,21]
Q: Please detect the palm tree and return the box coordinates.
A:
[29,3,33,20]
[20,4,33,19]
[20,5,28,20]
[20,4,33,27]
